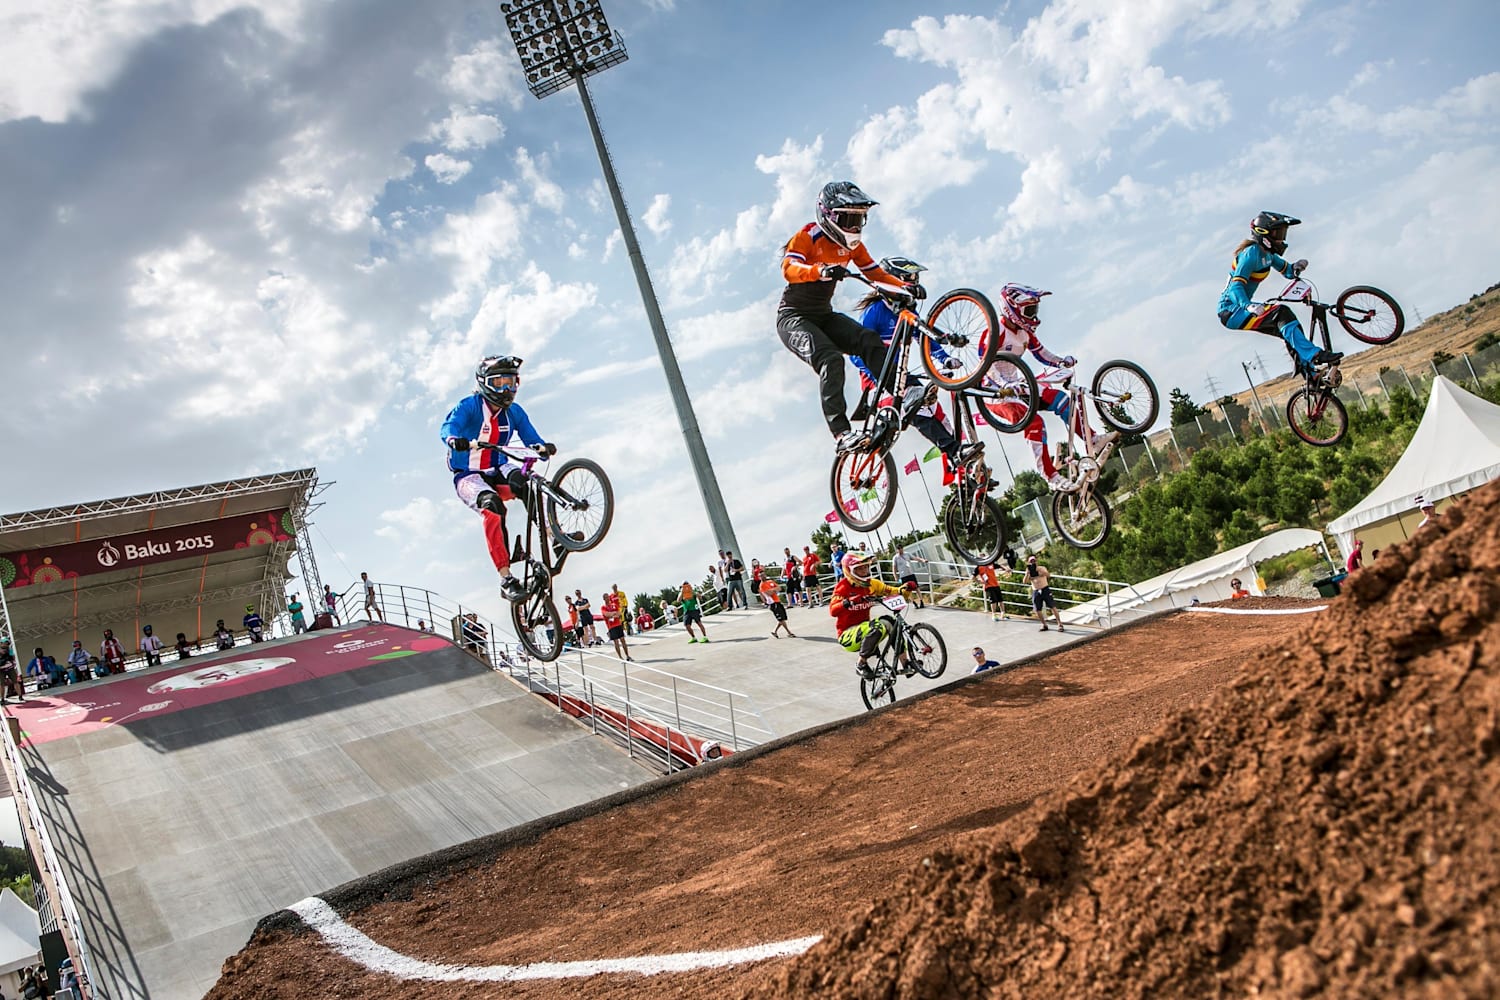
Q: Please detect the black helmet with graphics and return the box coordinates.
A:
[476,355,524,409]
[816,181,878,251]
[878,256,927,284]
[1251,211,1300,255]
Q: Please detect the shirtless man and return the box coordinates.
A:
[1023,555,1065,632]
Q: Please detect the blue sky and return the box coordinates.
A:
[2,0,1498,630]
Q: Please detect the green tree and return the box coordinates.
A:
[809,522,843,561]
[1217,394,1251,435]
[1010,470,1050,505]
[1169,387,1208,425]
[1432,348,1455,366]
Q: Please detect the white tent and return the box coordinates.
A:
[0,887,39,979]
[1063,528,1331,625]
[1327,376,1500,556]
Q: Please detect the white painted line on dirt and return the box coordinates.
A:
[1186,605,1328,615]
[289,897,821,982]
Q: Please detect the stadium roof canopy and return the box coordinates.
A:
[0,469,323,652]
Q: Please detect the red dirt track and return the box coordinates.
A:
[210,485,1500,1000]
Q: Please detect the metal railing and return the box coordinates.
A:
[328,582,774,773]
[871,557,1151,629]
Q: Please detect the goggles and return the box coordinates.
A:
[830,209,867,232]
[482,372,519,392]
[1019,303,1039,319]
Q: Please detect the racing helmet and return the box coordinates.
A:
[476,354,523,409]
[1000,283,1051,335]
[816,181,878,251]
[878,256,927,284]
[143,624,152,635]
[841,551,873,583]
[1251,211,1300,255]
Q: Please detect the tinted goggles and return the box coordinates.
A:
[831,209,867,232]
[482,372,519,393]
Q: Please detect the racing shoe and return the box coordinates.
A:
[952,441,985,465]
[500,576,526,602]
[1089,429,1120,454]
[899,384,932,426]
[855,658,875,680]
[834,429,866,454]
[1312,349,1344,368]
[1047,471,1077,493]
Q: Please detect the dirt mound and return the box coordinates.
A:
[760,485,1500,999]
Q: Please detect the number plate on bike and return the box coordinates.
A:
[881,595,908,612]
[1284,278,1311,301]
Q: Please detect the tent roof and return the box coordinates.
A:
[1124,528,1326,605]
[0,888,38,973]
[1328,376,1500,536]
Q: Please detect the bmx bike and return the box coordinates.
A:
[1262,278,1404,446]
[831,273,1037,533]
[855,595,948,710]
[473,442,614,661]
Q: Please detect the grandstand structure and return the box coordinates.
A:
[0,469,326,662]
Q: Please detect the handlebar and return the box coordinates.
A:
[840,268,916,303]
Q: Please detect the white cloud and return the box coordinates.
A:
[427,187,529,317]
[642,193,672,236]
[443,38,522,105]
[514,147,565,212]
[433,108,503,151]
[1295,72,1500,140]
[425,152,471,184]
[375,496,465,550]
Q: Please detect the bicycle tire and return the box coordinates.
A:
[511,592,563,661]
[922,288,1000,390]
[860,668,897,710]
[1050,488,1112,550]
[830,447,898,532]
[546,458,614,552]
[1334,285,1404,346]
[905,623,947,679]
[1091,360,1159,434]
[1286,387,1347,446]
[977,352,1040,434]
[943,491,1005,565]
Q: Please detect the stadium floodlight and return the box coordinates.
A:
[500,0,743,561]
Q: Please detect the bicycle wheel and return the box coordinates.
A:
[830,447,898,532]
[511,591,562,662]
[1091,360,1159,434]
[922,288,1000,390]
[977,352,1039,433]
[1287,387,1347,446]
[546,458,614,552]
[860,667,897,710]
[1051,488,1112,550]
[1334,285,1404,345]
[905,623,947,679]
[943,491,1005,565]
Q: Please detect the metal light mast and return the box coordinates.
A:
[500,0,743,559]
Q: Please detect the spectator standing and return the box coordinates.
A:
[726,552,748,609]
[750,559,765,604]
[601,590,632,661]
[974,563,1004,621]
[802,546,822,606]
[100,629,127,674]
[782,548,804,607]
[893,546,929,608]
[140,625,164,667]
[711,561,729,611]
[564,596,581,646]
[832,541,846,583]
[1229,577,1251,600]
[288,594,307,634]
[1416,494,1439,529]
[680,582,708,643]
[1345,538,1363,573]
[323,584,341,625]
[66,641,91,683]
[610,584,632,636]
[1024,555,1065,632]
[460,613,488,660]
[360,572,384,622]
[573,590,598,646]
[761,577,796,638]
[971,646,1002,674]
[174,633,193,660]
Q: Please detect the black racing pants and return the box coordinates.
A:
[777,308,896,437]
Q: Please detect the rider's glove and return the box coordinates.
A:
[534,442,558,457]
[448,436,471,451]
[905,282,927,301]
[1061,356,1077,368]
[820,264,850,281]
[1291,259,1308,277]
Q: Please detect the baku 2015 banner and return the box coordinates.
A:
[0,510,294,590]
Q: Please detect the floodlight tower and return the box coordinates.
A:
[500,0,742,560]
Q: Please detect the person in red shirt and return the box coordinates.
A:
[778,181,930,454]
[782,547,804,607]
[751,559,766,603]
[974,563,1005,621]
[635,607,655,632]
[801,546,823,606]
[601,590,632,661]
[761,578,795,638]
[829,552,906,677]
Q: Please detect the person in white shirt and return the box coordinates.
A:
[892,546,929,609]
[140,625,166,667]
[360,571,384,622]
[1415,494,1439,529]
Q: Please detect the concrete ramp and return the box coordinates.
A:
[9,624,652,1000]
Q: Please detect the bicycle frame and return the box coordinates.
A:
[474,443,579,578]
[1265,278,1337,357]
[1032,368,1116,497]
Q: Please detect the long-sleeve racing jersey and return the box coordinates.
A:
[440,394,544,474]
[1218,243,1299,316]
[780,223,899,314]
[828,575,900,634]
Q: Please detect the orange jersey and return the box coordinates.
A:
[975,565,999,588]
[780,223,898,313]
[759,579,780,604]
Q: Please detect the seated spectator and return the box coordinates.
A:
[0,638,24,704]
[1229,577,1251,600]
[175,632,193,660]
[66,640,92,684]
[635,607,655,632]
[213,620,235,650]
[140,624,164,667]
